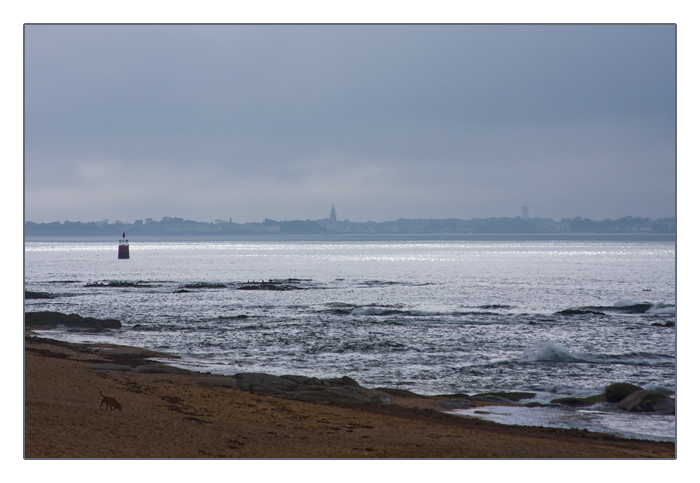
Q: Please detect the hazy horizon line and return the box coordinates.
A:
[24,213,676,225]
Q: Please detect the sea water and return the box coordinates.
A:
[24,238,676,441]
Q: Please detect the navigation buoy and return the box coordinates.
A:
[118,232,130,259]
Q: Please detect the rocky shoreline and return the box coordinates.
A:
[25,311,676,416]
[24,326,676,458]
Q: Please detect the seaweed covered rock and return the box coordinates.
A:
[617,390,675,414]
[25,311,121,330]
[232,372,389,404]
[605,383,644,403]
[280,385,390,405]
[322,376,362,387]
[375,388,430,399]
[550,383,648,407]
[233,373,305,396]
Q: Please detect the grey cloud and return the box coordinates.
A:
[24,24,676,223]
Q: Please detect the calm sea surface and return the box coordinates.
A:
[24,239,676,441]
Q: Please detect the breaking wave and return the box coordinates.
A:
[522,341,586,363]
[521,341,674,366]
[611,300,675,315]
[576,300,676,315]
[645,302,676,315]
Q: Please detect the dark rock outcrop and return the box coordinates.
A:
[523,402,558,408]
[605,383,644,403]
[549,383,656,408]
[237,282,303,291]
[617,390,675,414]
[25,290,55,299]
[323,376,362,387]
[547,383,676,414]
[233,373,304,395]
[436,396,475,409]
[375,388,430,399]
[280,385,390,405]
[85,281,152,288]
[181,282,227,289]
[232,373,390,405]
[25,311,121,330]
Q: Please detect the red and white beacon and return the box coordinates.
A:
[118,232,130,259]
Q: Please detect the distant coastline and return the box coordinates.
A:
[24,215,676,240]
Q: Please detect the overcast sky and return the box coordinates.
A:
[24,24,676,224]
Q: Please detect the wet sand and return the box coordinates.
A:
[24,333,675,458]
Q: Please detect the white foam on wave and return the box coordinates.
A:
[646,302,676,315]
[614,299,641,307]
[613,299,675,315]
[522,340,584,363]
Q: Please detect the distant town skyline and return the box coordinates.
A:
[25,204,675,226]
[24,25,675,224]
[24,211,676,237]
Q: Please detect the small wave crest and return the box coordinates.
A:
[578,300,675,315]
[522,341,586,363]
[522,341,673,366]
[612,300,675,315]
[646,302,676,315]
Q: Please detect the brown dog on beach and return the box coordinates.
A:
[99,390,122,411]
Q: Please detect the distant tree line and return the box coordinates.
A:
[24,215,676,236]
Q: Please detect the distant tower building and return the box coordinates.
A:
[329,205,337,223]
[521,203,529,220]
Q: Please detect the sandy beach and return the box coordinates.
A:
[24,333,675,459]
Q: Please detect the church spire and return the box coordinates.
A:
[329,205,337,223]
